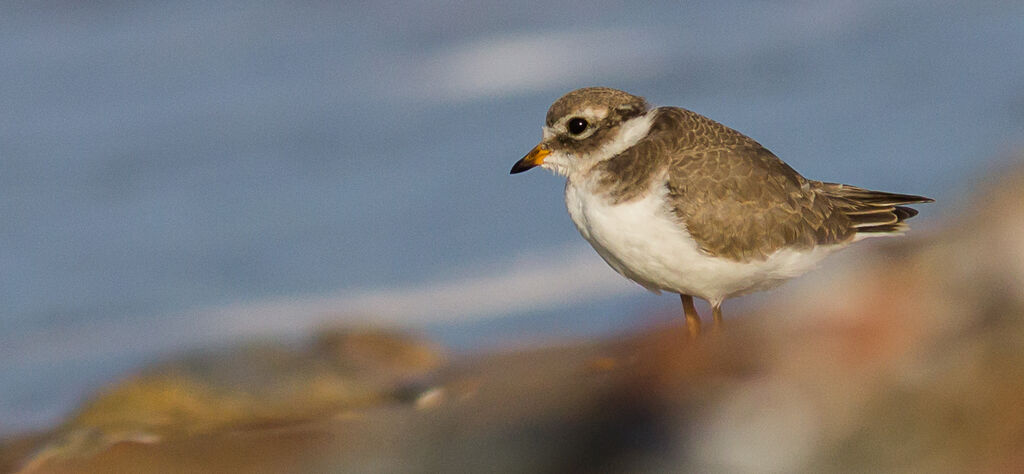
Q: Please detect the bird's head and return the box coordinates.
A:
[511,87,652,178]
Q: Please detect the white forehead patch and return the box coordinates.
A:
[542,126,555,141]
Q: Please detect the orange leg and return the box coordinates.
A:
[712,304,723,333]
[680,294,701,338]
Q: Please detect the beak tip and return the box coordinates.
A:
[511,145,549,175]
[509,161,533,174]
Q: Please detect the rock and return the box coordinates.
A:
[14,328,447,472]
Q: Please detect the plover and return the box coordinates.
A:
[511,87,932,337]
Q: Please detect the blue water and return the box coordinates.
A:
[2,0,1022,434]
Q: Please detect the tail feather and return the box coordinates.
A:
[856,223,910,234]
[849,212,899,228]
[893,206,919,220]
[818,183,933,236]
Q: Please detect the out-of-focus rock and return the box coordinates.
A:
[8,158,1024,473]
[14,328,446,473]
[314,326,447,378]
[0,434,47,474]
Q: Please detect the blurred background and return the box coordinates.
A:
[2,0,1023,462]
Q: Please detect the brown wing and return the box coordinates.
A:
[664,146,856,261]
[647,108,856,261]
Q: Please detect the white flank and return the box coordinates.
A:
[565,183,848,306]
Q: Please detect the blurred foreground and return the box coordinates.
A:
[5,159,1024,473]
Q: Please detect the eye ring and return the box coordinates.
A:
[567,117,589,135]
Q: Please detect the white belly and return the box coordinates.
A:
[564,181,845,305]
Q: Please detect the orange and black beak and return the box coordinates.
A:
[510,144,550,174]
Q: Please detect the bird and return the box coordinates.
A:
[510,87,932,337]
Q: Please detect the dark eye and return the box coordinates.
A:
[567,117,589,135]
